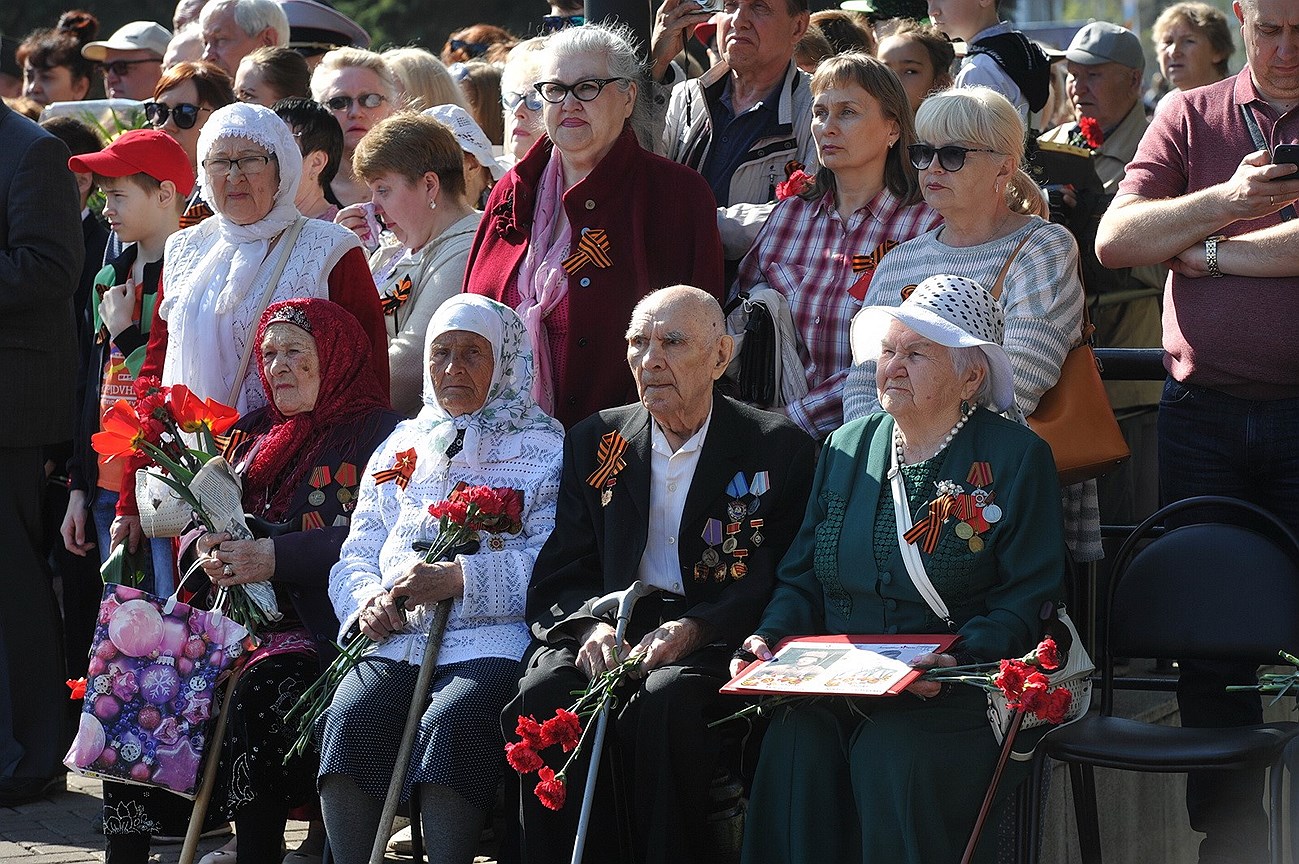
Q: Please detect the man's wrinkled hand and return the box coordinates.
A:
[629,617,706,672]
[576,621,630,679]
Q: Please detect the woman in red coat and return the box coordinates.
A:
[462,22,724,429]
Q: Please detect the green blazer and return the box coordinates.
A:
[755,407,1065,662]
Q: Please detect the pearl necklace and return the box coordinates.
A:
[894,406,973,467]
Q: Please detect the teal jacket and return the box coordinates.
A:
[755,408,1065,662]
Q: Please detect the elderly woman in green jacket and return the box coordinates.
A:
[734,275,1066,864]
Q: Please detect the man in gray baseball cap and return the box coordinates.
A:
[82,21,170,100]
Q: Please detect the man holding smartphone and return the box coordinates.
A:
[1097,2,1299,862]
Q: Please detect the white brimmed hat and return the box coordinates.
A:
[82,22,171,61]
[850,274,1016,413]
[423,104,511,181]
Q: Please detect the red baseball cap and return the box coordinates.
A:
[69,129,195,197]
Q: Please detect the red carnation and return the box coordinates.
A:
[534,767,567,811]
[66,678,87,700]
[542,709,582,753]
[776,169,815,201]
[429,499,470,527]
[514,714,547,750]
[1034,637,1063,672]
[505,741,544,774]
[1078,116,1104,149]
[1037,687,1072,724]
[993,659,1029,701]
[1016,670,1052,714]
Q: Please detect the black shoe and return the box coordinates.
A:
[0,774,66,806]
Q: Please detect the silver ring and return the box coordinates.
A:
[223,564,234,576]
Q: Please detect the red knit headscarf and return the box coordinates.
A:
[243,298,390,520]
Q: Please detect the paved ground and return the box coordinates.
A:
[0,774,307,864]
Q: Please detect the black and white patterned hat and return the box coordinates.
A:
[850,274,1016,412]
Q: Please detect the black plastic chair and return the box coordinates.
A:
[1024,496,1299,864]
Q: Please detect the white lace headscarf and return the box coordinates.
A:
[159,102,303,403]
[411,295,562,475]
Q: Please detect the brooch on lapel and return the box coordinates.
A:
[561,228,612,276]
[373,448,417,490]
[586,430,627,507]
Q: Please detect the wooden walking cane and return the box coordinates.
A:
[179,668,242,864]
[367,598,453,864]
[960,706,1028,864]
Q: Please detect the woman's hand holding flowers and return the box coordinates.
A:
[905,652,957,698]
[200,531,276,588]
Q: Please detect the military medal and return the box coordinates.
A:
[331,515,349,528]
[337,487,353,505]
[373,449,417,489]
[308,466,331,506]
[968,536,985,553]
[749,518,764,547]
[982,504,1002,523]
[601,477,615,508]
[701,519,724,569]
[747,471,770,515]
[588,430,627,508]
[301,511,325,531]
[694,562,710,582]
[335,463,357,505]
[722,521,740,554]
[730,548,749,580]
[726,472,750,522]
[954,522,974,540]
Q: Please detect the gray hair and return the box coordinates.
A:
[950,345,993,408]
[312,47,401,104]
[202,0,289,45]
[541,22,654,150]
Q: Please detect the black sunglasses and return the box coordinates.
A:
[908,143,1000,172]
[324,93,386,112]
[449,38,489,58]
[144,101,208,130]
[541,14,584,33]
[102,58,161,77]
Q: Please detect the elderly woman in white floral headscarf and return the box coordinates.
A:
[111,101,390,551]
[319,294,564,864]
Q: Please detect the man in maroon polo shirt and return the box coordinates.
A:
[1097,2,1299,861]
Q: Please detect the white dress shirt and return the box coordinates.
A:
[635,409,714,597]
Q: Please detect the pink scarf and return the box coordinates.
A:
[514,150,572,413]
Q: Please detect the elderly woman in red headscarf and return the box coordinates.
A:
[185,298,398,861]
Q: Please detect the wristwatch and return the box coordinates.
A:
[1205,235,1226,278]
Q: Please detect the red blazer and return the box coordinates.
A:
[463,125,724,428]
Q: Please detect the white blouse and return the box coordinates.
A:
[329,420,564,667]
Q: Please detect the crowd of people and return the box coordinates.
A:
[1,0,1296,863]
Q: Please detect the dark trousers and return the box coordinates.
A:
[1159,377,1299,864]
[502,628,730,864]
[0,446,68,782]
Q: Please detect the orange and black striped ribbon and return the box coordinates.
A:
[180,198,213,229]
[851,239,900,274]
[561,229,612,275]
[381,275,413,315]
[373,448,417,490]
[903,496,954,554]
[215,429,250,461]
[585,430,627,490]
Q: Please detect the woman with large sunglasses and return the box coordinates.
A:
[463,21,723,429]
[732,53,941,439]
[499,36,548,166]
[143,60,235,227]
[311,48,400,206]
[842,86,1098,564]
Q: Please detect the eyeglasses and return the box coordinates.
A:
[449,38,489,58]
[907,143,1000,172]
[541,14,585,33]
[534,77,628,104]
[502,89,544,112]
[144,101,209,130]
[324,93,387,112]
[102,58,160,77]
[203,153,276,178]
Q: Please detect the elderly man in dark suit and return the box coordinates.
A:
[507,285,817,864]
[0,100,82,803]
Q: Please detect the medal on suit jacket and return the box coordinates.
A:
[726,472,749,523]
[700,519,723,569]
[749,518,764,547]
[730,548,749,580]
[336,462,358,505]
[747,470,770,515]
[723,521,740,554]
[308,466,330,506]
[587,430,628,507]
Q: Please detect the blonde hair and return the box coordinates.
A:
[382,47,469,113]
[311,47,400,104]
[500,36,548,97]
[915,87,1045,217]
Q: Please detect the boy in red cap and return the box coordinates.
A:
[60,129,192,595]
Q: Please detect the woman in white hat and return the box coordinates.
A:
[734,274,1066,864]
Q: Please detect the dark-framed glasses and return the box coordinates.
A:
[203,153,276,178]
[502,89,544,112]
[102,58,161,77]
[324,93,386,112]
[907,143,1000,172]
[533,77,628,104]
[540,14,584,33]
[143,101,208,130]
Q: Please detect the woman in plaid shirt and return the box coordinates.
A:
[732,53,941,438]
